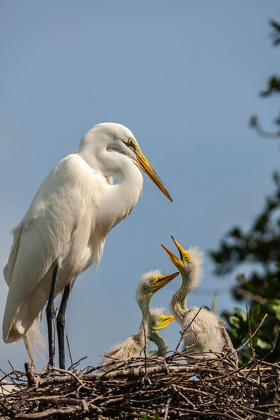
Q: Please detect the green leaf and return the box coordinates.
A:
[267,299,280,319]
[234,307,247,322]
[249,304,261,320]
[211,293,217,313]
[228,316,240,329]
[231,329,239,338]
[256,338,272,350]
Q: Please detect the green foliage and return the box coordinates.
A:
[260,75,280,97]
[141,415,161,420]
[249,21,280,137]
[211,174,280,364]
[211,21,280,364]
[211,292,217,313]
[270,20,280,46]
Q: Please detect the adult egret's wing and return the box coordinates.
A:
[3,154,105,343]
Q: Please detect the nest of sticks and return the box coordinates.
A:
[1,349,279,420]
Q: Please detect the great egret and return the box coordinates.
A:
[161,238,238,366]
[2,123,172,369]
[101,270,178,367]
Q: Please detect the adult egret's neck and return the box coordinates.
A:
[171,269,194,323]
[149,331,167,356]
[80,145,143,233]
[100,154,143,232]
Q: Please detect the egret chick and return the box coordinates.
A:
[3,123,172,369]
[101,270,178,367]
[162,237,238,366]
[148,307,175,355]
[101,308,174,367]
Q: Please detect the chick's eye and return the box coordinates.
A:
[152,278,157,283]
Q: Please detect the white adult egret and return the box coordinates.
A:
[101,270,178,367]
[161,237,238,366]
[2,123,172,369]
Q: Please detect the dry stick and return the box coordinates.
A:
[15,406,81,419]
[24,362,38,388]
[163,395,172,420]
[246,302,257,360]
[87,358,127,374]
[0,369,10,383]
[172,384,196,409]
[66,335,73,367]
[129,392,174,404]
[237,313,268,352]
[170,406,240,420]
[173,306,203,355]
[68,356,88,372]
[44,366,85,386]
[245,326,280,378]
[229,409,244,420]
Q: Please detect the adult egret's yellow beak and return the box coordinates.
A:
[161,236,190,268]
[136,152,173,202]
[153,272,179,292]
[153,315,175,332]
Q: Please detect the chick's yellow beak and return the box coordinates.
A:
[155,315,175,332]
[135,151,173,202]
[161,237,190,268]
[154,272,179,291]
[161,244,182,268]
[171,236,190,261]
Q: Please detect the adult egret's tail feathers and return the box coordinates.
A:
[26,320,47,361]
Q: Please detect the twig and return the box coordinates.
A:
[24,362,38,388]
[66,335,73,367]
[237,313,268,352]
[246,302,257,360]
[173,306,203,354]
[163,395,172,420]
[15,406,81,418]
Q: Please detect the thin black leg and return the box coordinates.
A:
[57,284,70,369]
[46,261,59,367]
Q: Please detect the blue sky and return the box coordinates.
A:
[0,1,279,371]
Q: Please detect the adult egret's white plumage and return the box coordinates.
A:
[162,237,238,366]
[101,270,178,367]
[2,123,172,369]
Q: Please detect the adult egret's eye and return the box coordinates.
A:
[127,138,136,150]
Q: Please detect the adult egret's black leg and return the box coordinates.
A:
[57,284,70,369]
[46,261,59,367]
